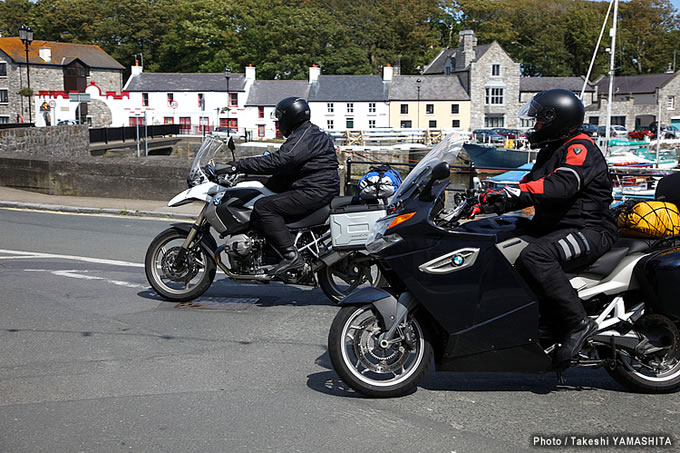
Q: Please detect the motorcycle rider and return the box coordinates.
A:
[215,97,340,274]
[477,89,617,365]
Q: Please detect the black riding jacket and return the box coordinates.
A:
[514,133,617,235]
[235,121,340,196]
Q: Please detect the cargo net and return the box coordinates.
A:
[616,200,680,238]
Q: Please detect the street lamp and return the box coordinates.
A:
[224,67,232,136]
[416,78,422,130]
[18,25,34,124]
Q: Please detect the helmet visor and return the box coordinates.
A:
[518,98,542,121]
[271,109,282,121]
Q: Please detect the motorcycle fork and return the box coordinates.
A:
[178,204,208,260]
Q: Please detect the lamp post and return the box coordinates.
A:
[224,67,232,136]
[18,25,34,124]
[416,78,422,130]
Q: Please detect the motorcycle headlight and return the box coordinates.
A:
[366,216,402,254]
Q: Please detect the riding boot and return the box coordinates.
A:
[555,317,598,365]
[273,246,303,275]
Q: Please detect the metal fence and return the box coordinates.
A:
[89,124,180,144]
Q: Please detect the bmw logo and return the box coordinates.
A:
[213,199,220,206]
[452,255,465,266]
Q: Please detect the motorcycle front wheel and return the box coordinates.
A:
[145,227,216,302]
[328,304,433,398]
[317,252,386,304]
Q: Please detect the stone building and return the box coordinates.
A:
[588,72,680,129]
[0,38,124,125]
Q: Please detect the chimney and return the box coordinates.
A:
[666,63,674,74]
[309,64,320,83]
[131,59,143,76]
[383,64,393,81]
[39,47,51,62]
[456,30,477,70]
[246,64,256,81]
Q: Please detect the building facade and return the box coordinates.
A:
[0,38,124,125]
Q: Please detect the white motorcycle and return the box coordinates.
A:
[144,135,386,303]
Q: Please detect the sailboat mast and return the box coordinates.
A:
[605,0,619,153]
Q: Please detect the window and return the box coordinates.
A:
[0,62,7,77]
[400,104,408,114]
[163,117,174,124]
[258,124,265,137]
[492,64,501,76]
[400,120,412,128]
[588,116,599,126]
[327,103,334,113]
[484,115,505,128]
[429,120,437,128]
[369,120,376,128]
[220,118,238,128]
[167,93,173,104]
[327,119,334,130]
[452,119,460,128]
[451,104,459,114]
[346,118,354,129]
[179,117,191,134]
[520,117,535,128]
[668,96,676,110]
[347,103,354,113]
[369,103,376,113]
[129,116,145,126]
[142,93,149,107]
[0,116,9,124]
[611,116,626,127]
[485,87,504,105]
[198,93,205,109]
[229,93,238,107]
[426,104,434,115]
[258,106,264,118]
[0,89,7,103]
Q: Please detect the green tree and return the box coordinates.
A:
[0,0,36,37]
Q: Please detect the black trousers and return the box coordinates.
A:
[251,188,335,249]
[515,227,616,334]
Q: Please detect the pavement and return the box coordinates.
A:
[0,186,197,220]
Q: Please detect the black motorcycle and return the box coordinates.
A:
[327,133,680,397]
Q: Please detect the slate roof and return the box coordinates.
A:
[422,43,494,75]
[124,72,247,92]
[245,80,310,106]
[389,75,470,101]
[0,37,124,70]
[308,75,389,102]
[595,73,676,95]
[520,77,595,93]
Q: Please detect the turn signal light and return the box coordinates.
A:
[388,212,416,229]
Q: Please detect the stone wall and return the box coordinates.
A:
[0,154,189,200]
[660,74,680,125]
[0,50,27,122]
[0,125,89,157]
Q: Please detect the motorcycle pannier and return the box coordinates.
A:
[617,201,680,238]
[330,202,386,250]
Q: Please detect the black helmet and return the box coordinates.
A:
[273,97,310,137]
[519,89,584,147]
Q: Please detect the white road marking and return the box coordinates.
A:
[0,249,143,268]
[23,268,147,289]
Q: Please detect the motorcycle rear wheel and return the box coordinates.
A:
[605,314,680,393]
[328,304,433,397]
[145,227,216,302]
[318,252,386,304]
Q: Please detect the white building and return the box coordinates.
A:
[119,64,253,134]
[243,75,309,139]
[307,65,392,132]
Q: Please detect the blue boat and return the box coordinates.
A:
[463,143,537,169]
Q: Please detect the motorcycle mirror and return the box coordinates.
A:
[419,162,451,202]
[431,162,451,181]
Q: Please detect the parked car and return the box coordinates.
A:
[212,127,239,138]
[597,125,628,138]
[629,126,653,140]
[57,120,78,125]
[656,125,680,139]
[471,129,506,144]
[578,123,598,138]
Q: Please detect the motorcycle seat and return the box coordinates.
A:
[286,204,331,229]
[582,237,654,277]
